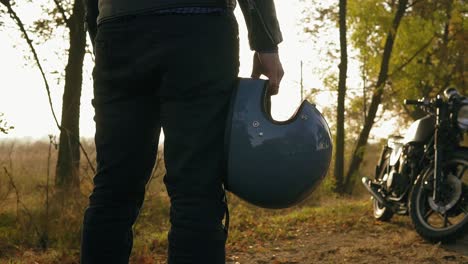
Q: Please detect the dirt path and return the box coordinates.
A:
[2,199,466,264]
[228,218,468,264]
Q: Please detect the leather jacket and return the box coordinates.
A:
[83,0,282,51]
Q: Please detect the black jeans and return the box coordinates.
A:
[81,12,239,264]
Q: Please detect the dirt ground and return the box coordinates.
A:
[227,219,468,264]
[2,198,467,264]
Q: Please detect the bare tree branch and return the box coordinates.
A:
[407,0,424,9]
[53,0,70,27]
[0,1,96,175]
[1,2,61,129]
[388,35,435,78]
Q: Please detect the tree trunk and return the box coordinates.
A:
[343,0,409,193]
[55,0,86,189]
[438,0,452,90]
[334,0,348,194]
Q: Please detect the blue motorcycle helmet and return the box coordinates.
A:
[225,78,332,209]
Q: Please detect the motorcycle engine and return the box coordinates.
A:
[384,168,410,196]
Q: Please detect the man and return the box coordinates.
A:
[80,0,284,263]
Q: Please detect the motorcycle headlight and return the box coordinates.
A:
[457,104,468,131]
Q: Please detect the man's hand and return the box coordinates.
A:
[251,52,284,95]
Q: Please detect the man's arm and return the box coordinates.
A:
[238,0,284,95]
[237,0,282,52]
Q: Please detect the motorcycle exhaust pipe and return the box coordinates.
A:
[361,177,390,207]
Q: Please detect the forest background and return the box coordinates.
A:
[0,0,466,263]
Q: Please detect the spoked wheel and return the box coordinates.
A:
[373,147,394,221]
[409,153,468,243]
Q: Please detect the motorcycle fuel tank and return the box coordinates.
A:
[403,115,435,145]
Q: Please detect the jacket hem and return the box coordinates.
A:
[98,1,235,24]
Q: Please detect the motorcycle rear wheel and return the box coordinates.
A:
[409,152,468,243]
[373,147,394,221]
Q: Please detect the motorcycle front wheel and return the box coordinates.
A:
[409,151,468,243]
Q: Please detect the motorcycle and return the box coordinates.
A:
[362,87,468,242]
